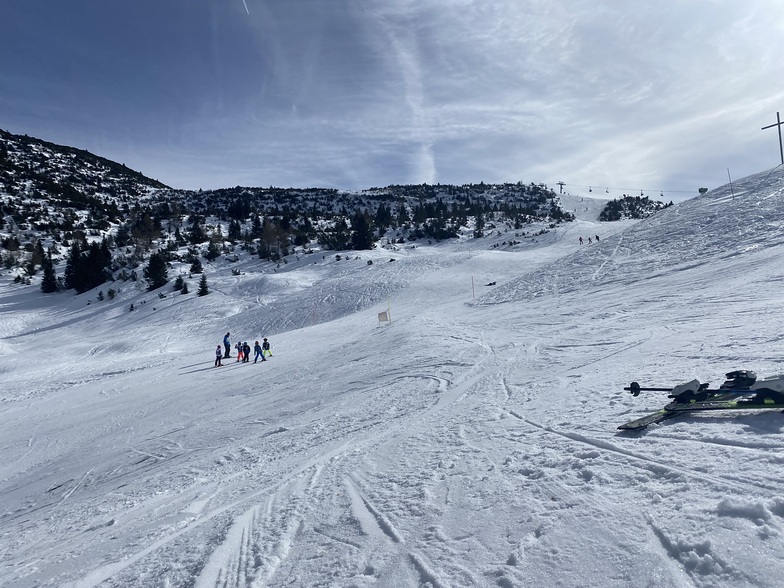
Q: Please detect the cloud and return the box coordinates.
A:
[2,0,783,196]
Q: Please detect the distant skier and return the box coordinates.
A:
[579,236,583,245]
[254,341,265,363]
[262,338,272,358]
[223,332,231,358]
[588,237,592,244]
[595,235,600,242]
[215,345,223,367]
[242,342,251,363]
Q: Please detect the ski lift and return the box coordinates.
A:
[660,191,664,198]
[589,186,592,193]
[605,187,609,193]
[640,190,644,197]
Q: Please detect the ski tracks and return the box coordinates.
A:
[189,342,497,586]
[195,467,321,588]
[501,409,784,585]
[342,475,456,588]
[508,408,784,497]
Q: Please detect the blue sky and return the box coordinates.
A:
[2,0,783,199]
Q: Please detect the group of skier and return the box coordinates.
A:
[215,332,272,367]
[578,235,600,245]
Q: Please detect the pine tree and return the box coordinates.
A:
[197,273,209,296]
[228,219,242,241]
[144,252,169,291]
[32,240,45,268]
[473,211,485,238]
[63,241,81,291]
[351,211,374,250]
[204,241,221,261]
[40,250,58,293]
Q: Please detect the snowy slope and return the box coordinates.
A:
[3,168,784,587]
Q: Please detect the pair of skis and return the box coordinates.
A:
[618,370,784,430]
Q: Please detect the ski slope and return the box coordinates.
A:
[3,167,784,587]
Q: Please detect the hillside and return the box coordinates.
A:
[2,165,784,587]
[1,129,673,301]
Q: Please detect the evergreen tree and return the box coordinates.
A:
[319,217,351,250]
[40,250,58,293]
[174,274,185,291]
[351,211,374,250]
[250,214,262,239]
[228,219,243,241]
[144,252,169,291]
[204,241,221,262]
[63,241,83,291]
[473,211,485,238]
[374,203,392,231]
[115,223,131,247]
[188,216,207,244]
[261,217,278,258]
[82,241,106,291]
[197,273,209,296]
[32,240,45,268]
[190,257,203,274]
[396,203,410,225]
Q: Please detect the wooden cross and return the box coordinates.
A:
[761,112,784,165]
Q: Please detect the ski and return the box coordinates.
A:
[617,409,684,431]
[618,370,784,430]
[617,391,743,430]
[665,398,784,412]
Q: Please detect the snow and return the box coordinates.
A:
[3,167,784,587]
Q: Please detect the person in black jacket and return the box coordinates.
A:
[242,341,251,363]
[262,338,272,358]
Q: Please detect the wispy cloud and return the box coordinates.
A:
[1,0,783,196]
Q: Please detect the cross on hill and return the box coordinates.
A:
[761,111,784,165]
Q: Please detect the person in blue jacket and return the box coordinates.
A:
[254,341,266,363]
[223,332,231,358]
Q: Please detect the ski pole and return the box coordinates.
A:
[624,382,673,396]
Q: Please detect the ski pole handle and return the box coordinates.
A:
[624,382,674,396]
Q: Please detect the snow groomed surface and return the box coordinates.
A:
[3,167,784,586]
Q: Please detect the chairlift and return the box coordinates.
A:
[589,186,592,193]
[605,188,609,193]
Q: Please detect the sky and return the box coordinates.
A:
[2,0,784,199]
[4,168,784,586]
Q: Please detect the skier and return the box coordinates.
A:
[254,340,265,363]
[215,345,223,367]
[223,332,231,358]
[595,234,600,242]
[242,342,251,363]
[579,236,583,245]
[588,237,592,244]
[236,341,244,363]
[262,338,272,358]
